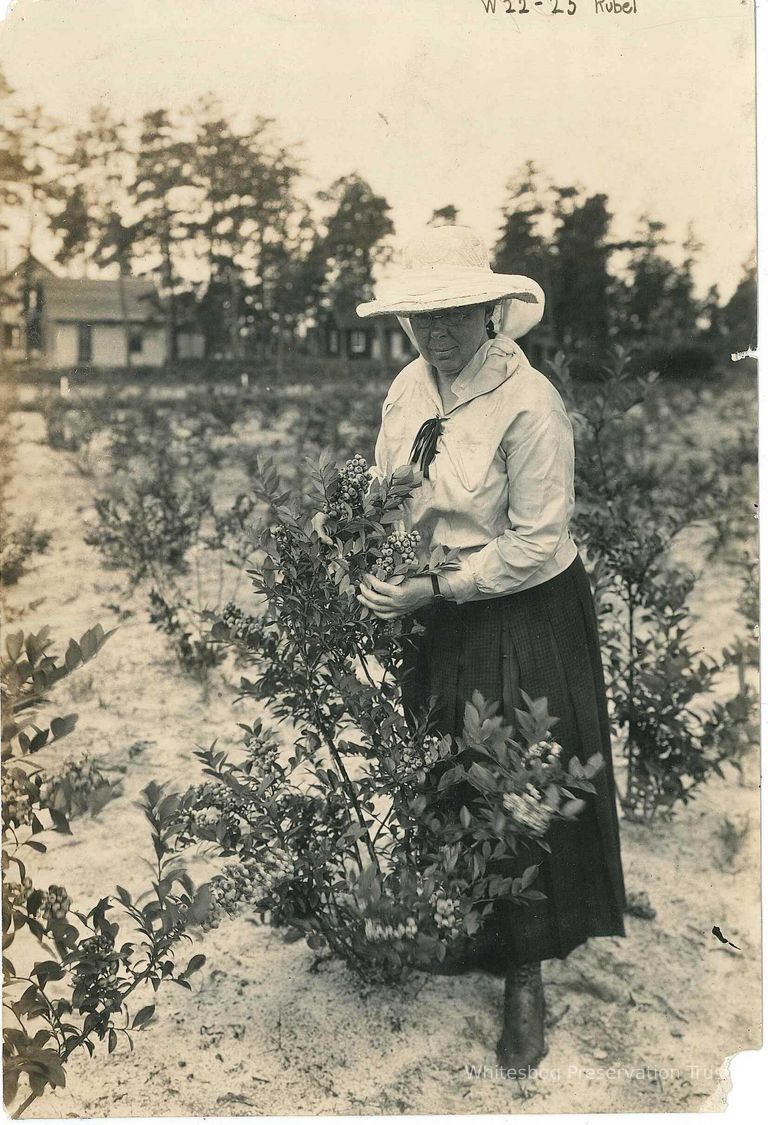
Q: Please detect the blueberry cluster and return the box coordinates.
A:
[200,858,267,932]
[326,455,368,518]
[243,735,284,794]
[245,731,278,761]
[502,786,554,837]
[524,733,563,770]
[376,529,420,579]
[73,933,122,1014]
[430,890,462,940]
[200,877,243,933]
[2,879,71,928]
[39,751,108,811]
[2,769,32,828]
[363,916,418,943]
[38,884,70,925]
[78,933,115,958]
[184,780,246,840]
[221,601,263,646]
[3,876,33,913]
[263,846,295,889]
[396,733,444,779]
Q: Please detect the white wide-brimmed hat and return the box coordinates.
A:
[355,225,545,339]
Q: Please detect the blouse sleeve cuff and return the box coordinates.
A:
[443,562,479,605]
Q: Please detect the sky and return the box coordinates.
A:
[0,0,757,299]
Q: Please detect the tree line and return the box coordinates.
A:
[0,69,756,371]
[492,162,756,376]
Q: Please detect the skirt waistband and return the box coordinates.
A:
[421,554,584,625]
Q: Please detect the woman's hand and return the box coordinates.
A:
[357,574,434,620]
[310,511,332,545]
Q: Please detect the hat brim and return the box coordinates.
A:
[356,276,542,318]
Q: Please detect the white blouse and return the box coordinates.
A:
[372,336,578,604]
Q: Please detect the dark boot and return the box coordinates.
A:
[496,960,547,1072]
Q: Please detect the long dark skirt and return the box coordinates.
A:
[401,553,627,973]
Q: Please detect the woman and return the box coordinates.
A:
[356,225,626,1071]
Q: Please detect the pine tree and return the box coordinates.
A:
[181,97,308,359]
[493,162,557,354]
[52,107,138,362]
[722,258,757,354]
[615,217,707,370]
[493,162,552,282]
[0,83,63,359]
[314,173,395,363]
[549,187,613,358]
[130,109,192,363]
[0,68,26,222]
[316,174,395,302]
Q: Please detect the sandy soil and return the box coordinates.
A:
[3,401,761,1117]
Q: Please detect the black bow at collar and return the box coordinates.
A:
[409,415,446,480]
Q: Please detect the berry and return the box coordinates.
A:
[221,602,262,646]
[38,884,70,924]
[326,454,369,516]
[502,790,553,837]
[38,751,109,814]
[375,529,421,578]
[198,853,292,932]
[429,890,463,940]
[363,914,419,944]
[393,733,445,780]
[2,769,34,828]
[72,933,122,1014]
[3,876,33,912]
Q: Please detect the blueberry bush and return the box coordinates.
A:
[550,347,758,821]
[2,624,208,1115]
[0,517,52,588]
[169,453,603,981]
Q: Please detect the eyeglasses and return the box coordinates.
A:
[409,307,479,329]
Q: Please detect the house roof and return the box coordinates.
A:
[12,255,57,282]
[0,255,57,298]
[41,277,162,324]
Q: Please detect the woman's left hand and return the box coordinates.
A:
[357,574,434,620]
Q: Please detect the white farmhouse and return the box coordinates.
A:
[1,258,204,368]
[38,277,167,367]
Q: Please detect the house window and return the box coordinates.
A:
[327,328,340,356]
[128,327,144,355]
[77,323,93,364]
[349,329,367,356]
[24,284,43,312]
[4,324,21,350]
